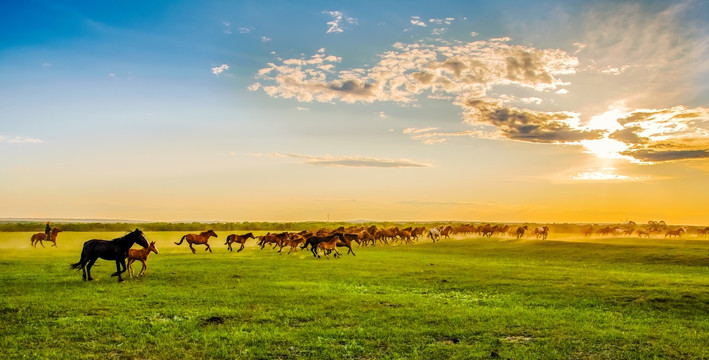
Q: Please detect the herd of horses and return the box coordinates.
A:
[579,221,704,239]
[26,221,706,282]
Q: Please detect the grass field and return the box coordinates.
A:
[1,230,708,359]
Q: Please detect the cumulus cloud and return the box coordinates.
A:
[410,16,427,27]
[0,135,43,144]
[211,64,229,76]
[609,106,709,163]
[252,37,577,105]
[461,100,602,143]
[323,11,358,33]
[252,152,430,168]
[429,17,455,25]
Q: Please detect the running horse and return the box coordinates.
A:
[31,227,62,248]
[127,241,159,278]
[175,229,218,254]
[70,228,149,282]
[225,232,255,252]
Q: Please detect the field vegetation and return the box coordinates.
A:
[1,229,708,359]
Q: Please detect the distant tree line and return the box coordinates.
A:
[0,221,696,234]
[0,221,448,232]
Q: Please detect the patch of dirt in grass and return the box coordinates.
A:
[202,316,226,325]
[501,335,533,343]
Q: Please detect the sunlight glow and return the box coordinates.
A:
[579,138,630,159]
[572,168,632,181]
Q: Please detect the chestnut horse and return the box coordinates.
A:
[127,241,159,278]
[175,230,217,254]
[280,234,307,254]
[31,228,62,248]
[665,227,686,238]
[225,232,255,252]
[318,236,342,259]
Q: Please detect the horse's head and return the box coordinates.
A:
[207,229,218,238]
[52,228,63,234]
[149,241,159,255]
[132,228,150,248]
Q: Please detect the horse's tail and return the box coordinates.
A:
[175,235,187,245]
[70,247,87,270]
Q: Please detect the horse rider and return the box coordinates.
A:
[45,221,51,239]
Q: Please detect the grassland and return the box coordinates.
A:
[1,230,708,359]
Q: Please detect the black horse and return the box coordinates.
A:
[70,228,149,282]
[300,233,345,258]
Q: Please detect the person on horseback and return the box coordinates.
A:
[44,221,51,238]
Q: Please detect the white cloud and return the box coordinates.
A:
[295,106,309,111]
[410,16,427,27]
[211,64,229,76]
[572,169,633,181]
[0,135,43,144]
[429,17,455,25]
[261,36,271,42]
[323,10,358,34]
[238,27,253,34]
[253,38,578,105]
[403,127,483,144]
[252,152,430,168]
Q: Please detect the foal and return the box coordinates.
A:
[127,241,159,278]
[318,236,342,259]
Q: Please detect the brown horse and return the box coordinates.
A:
[225,232,255,252]
[31,228,62,248]
[318,236,342,259]
[516,225,528,239]
[534,225,549,240]
[665,227,686,238]
[175,230,217,254]
[127,241,159,278]
[281,234,307,254]
[636,229,651,238]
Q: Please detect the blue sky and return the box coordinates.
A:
[2,1,709,223]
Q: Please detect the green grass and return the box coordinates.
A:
[1,231,708,359]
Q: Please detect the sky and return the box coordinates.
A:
[2,0,709,224]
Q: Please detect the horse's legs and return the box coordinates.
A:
[205,243,212,252]
[189,243,196,254]
[112,259,126,281]
[81,263,87,281]
[86,258,98,281]
[127,259,133,278]
[238,243,244,252]
[139,260,147,276]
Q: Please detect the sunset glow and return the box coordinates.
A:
[1,1,708,224]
